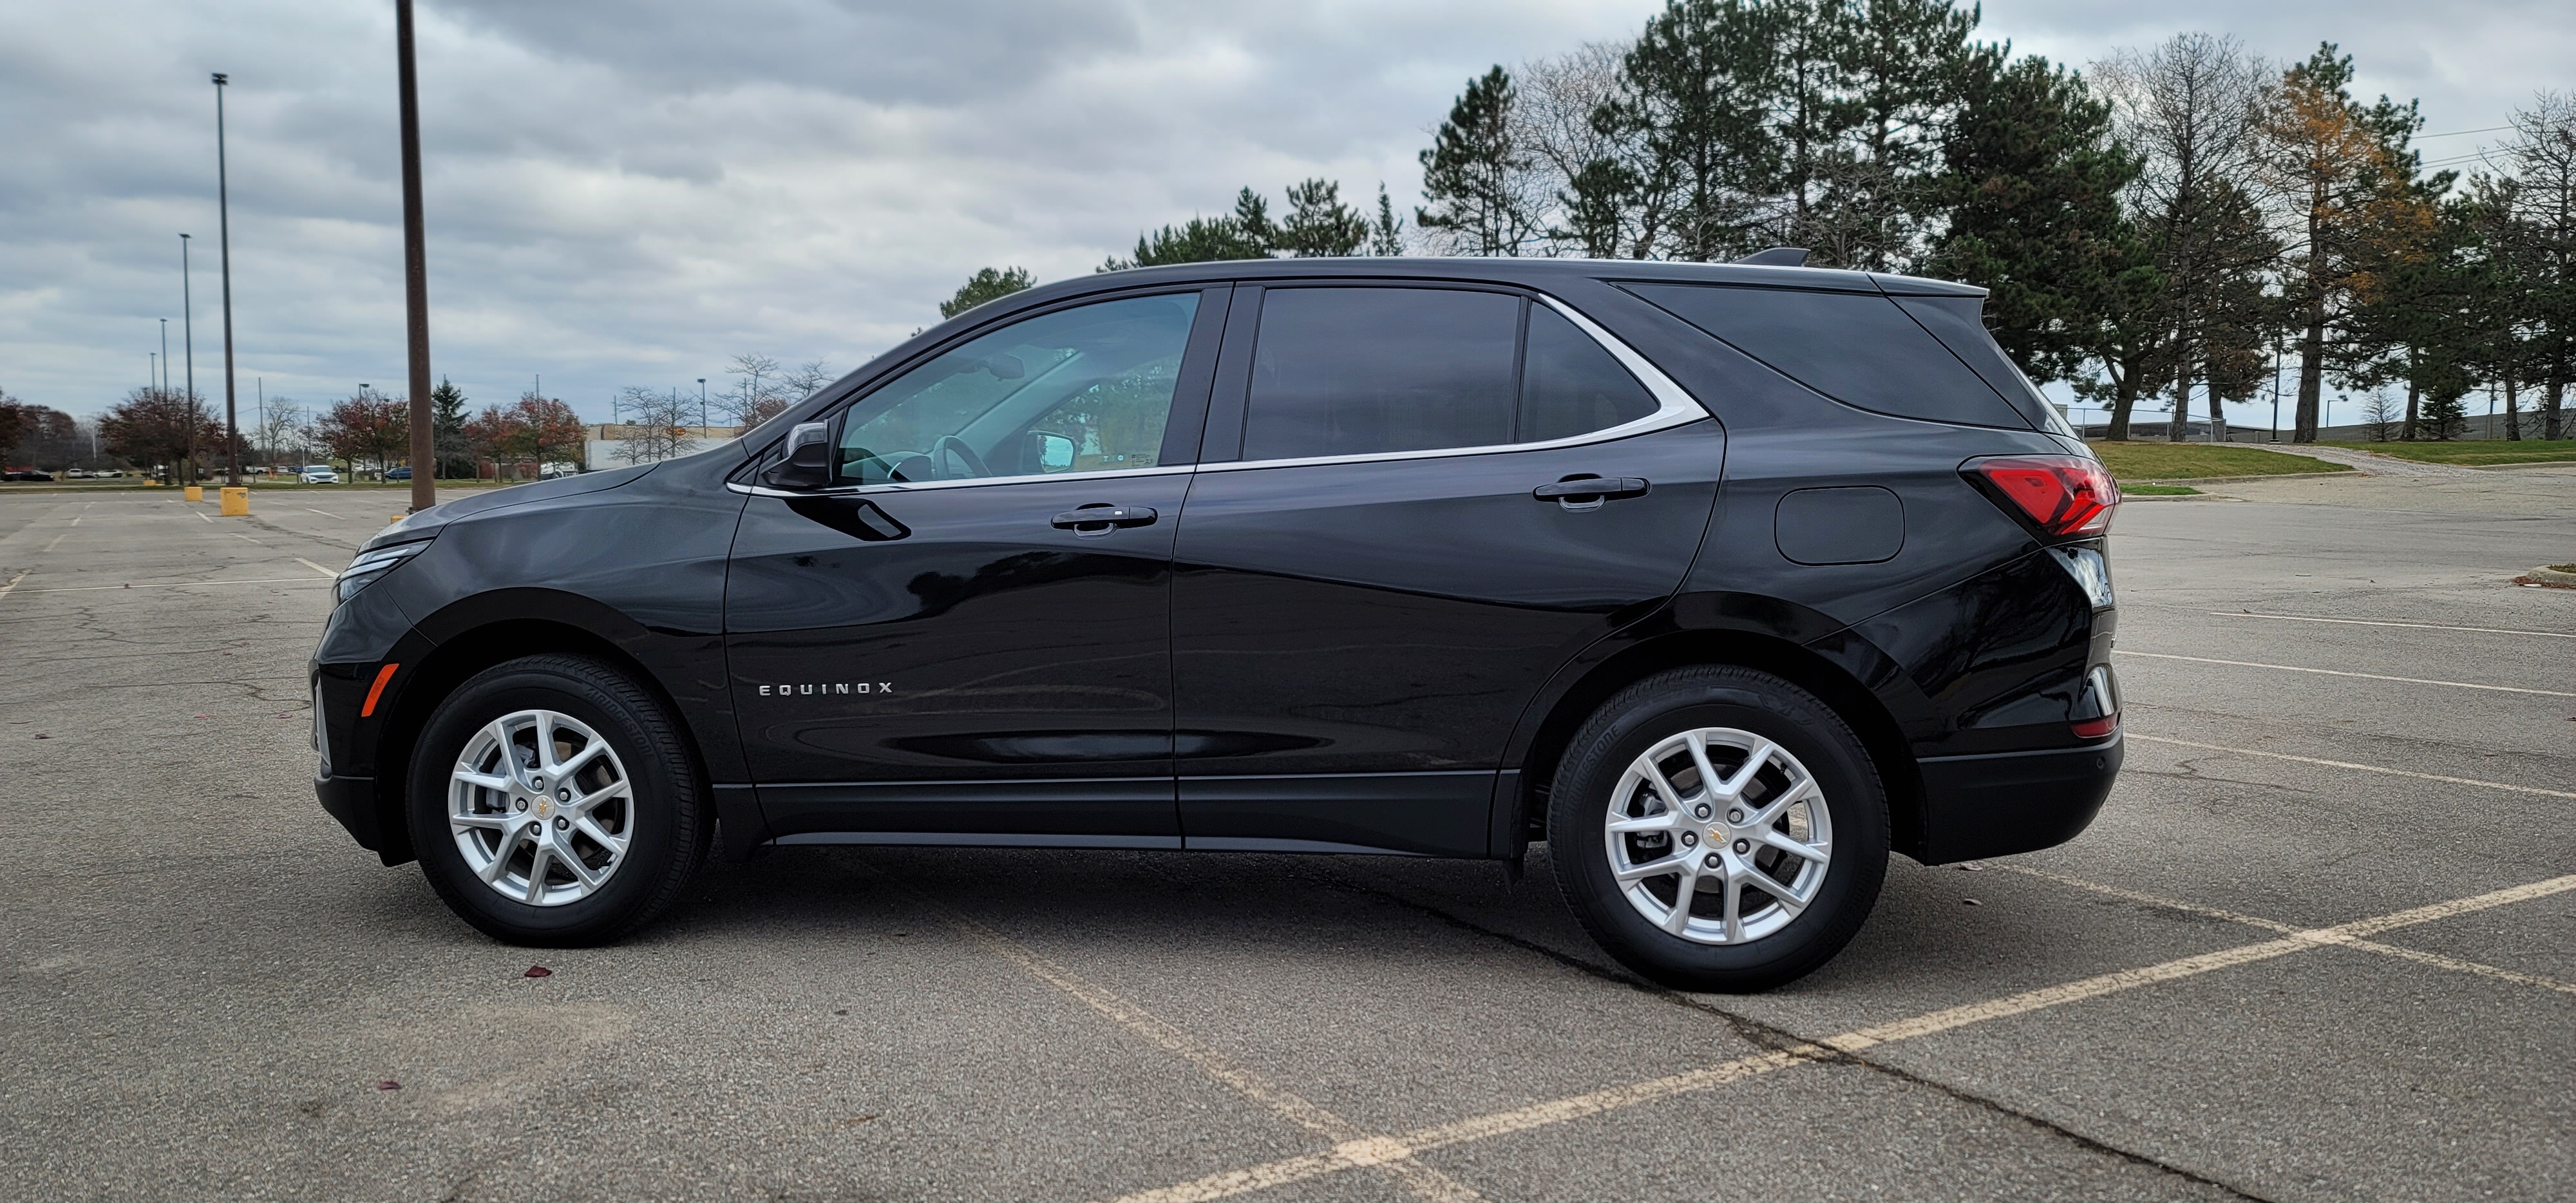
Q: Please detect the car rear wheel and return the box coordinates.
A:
[407,654,710,945]
[1549,666,1888,992]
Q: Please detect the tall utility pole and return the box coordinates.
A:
[697,378,707,428]
[158,319,168,390]
[395,0,435,513]
[181,232,196,484]
[213,73,241,486]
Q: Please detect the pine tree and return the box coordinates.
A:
[1278,179,1370,256]
[1417,66,1533,255]
[941,267,1034,319]
[429,377,471,478]
[1370,184,1406,255]
[1823,0,1980,269]
[1600,0,1786,261]
[1928,52,2148,385]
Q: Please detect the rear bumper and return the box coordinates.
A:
[317,769,383,855]
[1913,734,2121,864]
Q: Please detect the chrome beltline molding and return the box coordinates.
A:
[727,290,1712,500]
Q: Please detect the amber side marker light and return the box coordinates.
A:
[1965,455,2119,537]
[360,663,399,717]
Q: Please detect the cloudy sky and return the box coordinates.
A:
[3,0,2565,427]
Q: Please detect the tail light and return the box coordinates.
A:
[1965,455,2119,537]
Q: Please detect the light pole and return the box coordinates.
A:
[213,73,241,486]
[180,232,196,484]
[158,318,169,390]
[697,378,706,429]
[395,0,436,514]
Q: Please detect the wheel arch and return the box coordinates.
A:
[1504,625,1926,863]
[368,618,701,867]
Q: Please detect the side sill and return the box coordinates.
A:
[773,832,1184,850]
[1183,837,1427,857]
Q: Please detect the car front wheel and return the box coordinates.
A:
[1549,666,1888,992]
[406,654,710,945]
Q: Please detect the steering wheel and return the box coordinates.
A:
[929,434,990,480]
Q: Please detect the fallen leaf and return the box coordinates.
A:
[376,1081,400,1091]
[524,965,552,978]
[33,734,48,739]
[1956,861,1985,872]
[194,714,211,719]
[838,1114,878,1127]
[1962,898,1982,906]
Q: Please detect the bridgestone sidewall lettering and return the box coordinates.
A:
[1549,666,1889,992]
[408,654,710,946]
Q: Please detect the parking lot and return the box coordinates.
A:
[1,466,2569,1202]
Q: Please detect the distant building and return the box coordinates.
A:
[580,424,744,469]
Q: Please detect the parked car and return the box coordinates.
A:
[299,466,339,485]
[386,467,412,481]
[310,254,2121,990]
[538,462,580,480]
[3,469,55,482]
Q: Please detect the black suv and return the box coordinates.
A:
[312,256,2120,990]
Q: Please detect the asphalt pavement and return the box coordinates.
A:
[1,468,2568,1202]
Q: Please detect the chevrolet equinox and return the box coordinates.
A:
[312,254,2121,991]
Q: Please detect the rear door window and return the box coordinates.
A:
[1623,283,2030,429]
[1240,287,1661,461]
[1245,287,1519,460]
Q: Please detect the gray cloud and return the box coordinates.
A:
[1,0,2562,423]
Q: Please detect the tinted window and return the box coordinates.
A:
[1519,305,1658,443]
[1245,288,1519,460]
[837,293,1198,484]
[1893,296,2068,434]
[1624,283,2030,429]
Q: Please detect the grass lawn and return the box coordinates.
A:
[2120,483,2202,496]
[2342,439,2576,466]
[2087,442,2353,480]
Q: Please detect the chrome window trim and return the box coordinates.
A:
[728,291,1709,500]
[1200,292,1707,475]
[728,463,1195,500]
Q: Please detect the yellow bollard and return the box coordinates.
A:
[220,486,249,516]
[184,485,203,502]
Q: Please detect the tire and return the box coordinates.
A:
[1549,666,1888,992]
[406,654,711,945]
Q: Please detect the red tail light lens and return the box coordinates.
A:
[1967,455,2119,536]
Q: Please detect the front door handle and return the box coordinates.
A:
[1533,477,1649,510]
[1051,504,1159,535]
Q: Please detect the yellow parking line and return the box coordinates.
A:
[2116,650,2575,697]
[2129,734,2576,800]
[2002,867,2576,996]
[1097,873,2576,1203]
[926,898,1486,1203]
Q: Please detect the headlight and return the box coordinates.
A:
[337,538,432,603]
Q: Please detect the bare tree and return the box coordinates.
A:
[717,354,789,431]
[1513,43,1628,255]
[2096,34,2278,442]
[612,387,699,464]
[2494,92,2576,440]
[2362,391,2399,440]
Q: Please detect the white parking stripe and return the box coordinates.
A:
[1099,873,2576,1203]
[303,507,341,518]
[2129,734,2576,800]
[2115,650,2576,697]
[292,557,340,579]
[0,571,26,601]
[17,576,331,593]
[44,532,69,552]
[2211,611,2576,639]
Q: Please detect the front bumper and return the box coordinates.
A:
[317,768,383,855]
[1913,733,2121,864]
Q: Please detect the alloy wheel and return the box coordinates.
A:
[449,708,635,906]
[1602,726,1832,945]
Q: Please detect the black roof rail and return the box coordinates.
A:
[1735,247,1809,267]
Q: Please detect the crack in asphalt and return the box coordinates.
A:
[1304,860,2281,1203]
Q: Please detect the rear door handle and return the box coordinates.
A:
[1533,477,1649,509]
[1051,505,1158,535]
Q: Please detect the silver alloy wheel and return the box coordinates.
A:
[1603,726,1832,945]
[449,708,635,906]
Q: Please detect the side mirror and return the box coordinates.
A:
[1032,430,1075,473]
[763,422,833,490]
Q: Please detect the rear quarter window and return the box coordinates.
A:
[1622,283,2031,430]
